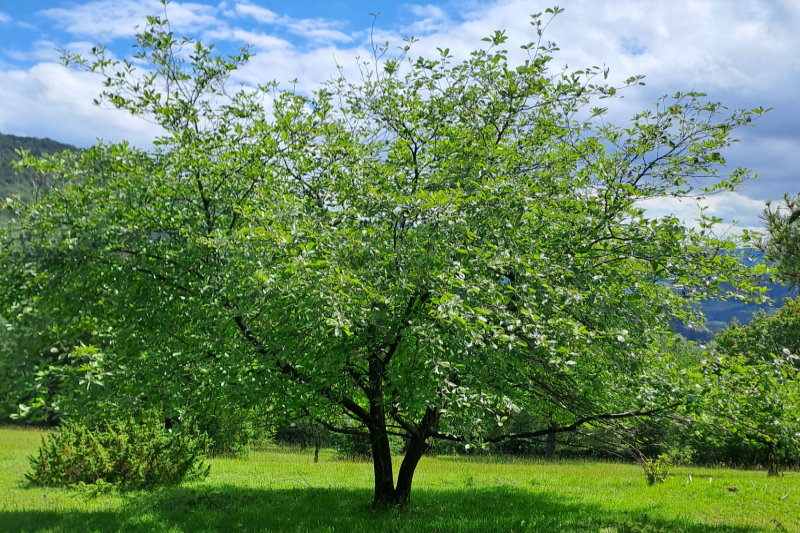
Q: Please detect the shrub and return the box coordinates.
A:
[333,431,407,461]
[26,411,210,489]
[642,454,672,485]
[198,412,256,457]
[334,432,373,461]
[273,422,332,449]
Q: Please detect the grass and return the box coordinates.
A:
[0,427,797,532]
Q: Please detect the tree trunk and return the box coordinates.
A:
[545,427,556,459]
[369,425,396,506]
[767,452,782,477]
[394,435,429,507]
[366,352,400,507]
[313,431,321,463]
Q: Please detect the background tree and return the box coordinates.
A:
[696,300,800,474]
[0,7,767,506]
[762,193,800,289]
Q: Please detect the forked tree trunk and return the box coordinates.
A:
[394,435,429,506]
[369,425,397,506]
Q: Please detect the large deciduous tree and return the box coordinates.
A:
[0,8,766,506]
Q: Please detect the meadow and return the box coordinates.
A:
[0,427,797,532]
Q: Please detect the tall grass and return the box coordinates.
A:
[0,427,797,532]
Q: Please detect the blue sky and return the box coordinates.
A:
[1,0,798,233]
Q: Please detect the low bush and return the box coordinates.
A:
[642,454,672,485]
[333,431,407,461]
[199,412,256,457]
[26,411,210,489]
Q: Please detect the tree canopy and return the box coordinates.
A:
[0,8,769,506]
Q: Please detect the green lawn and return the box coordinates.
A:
[0,427,797,532]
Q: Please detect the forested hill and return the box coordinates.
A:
[0,132,76,202]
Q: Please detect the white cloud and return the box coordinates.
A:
[282,18,353,44]
[404,4,450,34]
[637,191,769,235]
[0,63,161,147]
[3,40,61,63]
[409,4,447,20]
[233,3,277,24]
[41,0,221,40]
[235,45,369,93]
[230,2,352,44]
[203,28,292,51]
[0,11,11,24]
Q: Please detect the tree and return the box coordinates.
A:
[762,193,800,289]
[0,7,767,506]
[699,300,800,475]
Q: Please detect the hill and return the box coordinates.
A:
[0,132,76,203]
[673,249,794,341]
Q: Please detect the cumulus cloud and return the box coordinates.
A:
[41,0,221,40]
[404,4,450,34]
[0,63,161,147]
[637,192,768,235]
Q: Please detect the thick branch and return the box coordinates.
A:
[432,404,677,443]
[230,310,373,424]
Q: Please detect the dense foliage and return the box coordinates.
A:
[698,300,800,474]
[26,411,210,489]
[762,193,800,289]
[0,133,79,423]
[0,132,75,204]
[0,7,772,506]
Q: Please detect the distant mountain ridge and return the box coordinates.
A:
[0,132,76,202]
[674,249,793,341]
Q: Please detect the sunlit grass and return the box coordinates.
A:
[1,427,797,532]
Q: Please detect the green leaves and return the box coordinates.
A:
[762,194,800,289]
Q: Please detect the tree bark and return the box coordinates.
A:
[394,435,429,506]
[545,427,556,459]
[366,350,400,506]
[369,424,396,506]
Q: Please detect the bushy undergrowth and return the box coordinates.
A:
[642,454,672,485]
[332,431,408,461]
[199,413,256,457]
[333,432,374,460]
[26,411,210,489]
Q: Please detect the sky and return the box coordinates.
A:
[0,0,798,233]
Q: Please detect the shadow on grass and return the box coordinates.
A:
[0,484,765,533]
